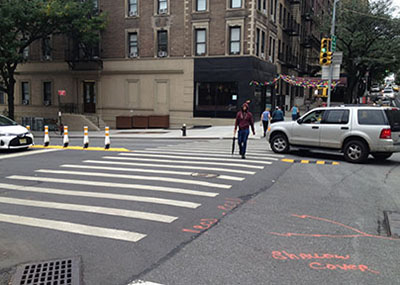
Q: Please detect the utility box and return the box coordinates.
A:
[132,116,149,128]
[149,115,169,128]
[116,116,133,129]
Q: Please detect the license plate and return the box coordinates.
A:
[19,138,27,144]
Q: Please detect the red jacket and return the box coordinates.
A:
[235,110,255,133]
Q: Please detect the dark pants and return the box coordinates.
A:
[292,114,298,120]
[238,129,250,156]
[262,120,269,137]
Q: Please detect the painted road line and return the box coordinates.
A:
[61,164,245,182]
[0,183,200,209]
[135,150,278,161]
[154,147,284,157]
[119,153,272,165]
[128,281,164,285]
[84,160,257,175]
[103,156,264,169]
[167,144,281,153]
[0,196,177,223]
[0,212,146,242]
[30,145,131,152]
[0,149,59,160]
[9,175,219,197]
[281,158,340,165]
[36,169,231,190]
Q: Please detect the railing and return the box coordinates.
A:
[59,103,79,114]
[65,49,103,71]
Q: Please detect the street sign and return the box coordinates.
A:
[322,65,340,80]
[332,36,337,52]
[58,90,66,96]
[332,51,343,64]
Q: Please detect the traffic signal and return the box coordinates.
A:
[320,38,332,65]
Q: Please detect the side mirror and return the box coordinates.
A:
[297,118,303,124]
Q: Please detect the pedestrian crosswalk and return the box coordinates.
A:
[0,140,283,244]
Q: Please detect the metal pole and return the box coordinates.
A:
[327,0,338,107]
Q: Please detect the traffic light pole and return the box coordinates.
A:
[327,0,338,107]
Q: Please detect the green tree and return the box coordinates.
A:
[334,0,400,102]
[0,0,106,119]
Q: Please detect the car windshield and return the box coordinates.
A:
[385,109,400,132]
[0,115,19,126]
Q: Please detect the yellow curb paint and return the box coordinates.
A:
[30,145,131,152]
[281,159,295,163]
[316,161,325,165]
[332,162,340,165]
[300,160,309,164]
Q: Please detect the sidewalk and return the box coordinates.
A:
[32,120,291,140]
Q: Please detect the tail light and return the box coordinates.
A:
[380,128,392,139]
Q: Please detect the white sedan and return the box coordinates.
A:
[0,115,34,149]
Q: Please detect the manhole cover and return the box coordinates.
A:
[191,172,219,178]
[12,257,81,285]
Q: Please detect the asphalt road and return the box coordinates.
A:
[0,137,399,285]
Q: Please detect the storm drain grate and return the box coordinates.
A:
[384,211,400,238]
[12,257,81,285]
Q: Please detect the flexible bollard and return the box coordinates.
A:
[63,126,69,148]
[83,126,89,149]
[44,125,50,147]
[181,123,187,137]
[105,126,110,149]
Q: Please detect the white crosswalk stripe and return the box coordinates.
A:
[60,164,245,181]
[0,213,146,242]
[150,147,284,157]
[119,153,272,165]
[35,169,232,189]
[0,183,201,208]
[102,156,264,169]
[0,196,177,223]
[134,149,278,161]
[83,160,257,175]
[7,175,219,197]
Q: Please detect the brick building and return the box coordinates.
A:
[0,0,329,129]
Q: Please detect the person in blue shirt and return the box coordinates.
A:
[260,108,271,137]
[291,105,299,120]
[271,106,284,123]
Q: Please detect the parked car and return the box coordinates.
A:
[370,84,380,92]
[0,115,34,150]
[382,88,396,99]
[267,106,400,163]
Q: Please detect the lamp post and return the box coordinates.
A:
[327,0,338,107]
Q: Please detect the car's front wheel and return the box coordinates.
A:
[343,140,369,163]
[372,152,393,161]
[270,133,289,154]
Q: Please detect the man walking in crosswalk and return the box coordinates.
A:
[234,102,255,159]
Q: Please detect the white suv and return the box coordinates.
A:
[267,106,400,163]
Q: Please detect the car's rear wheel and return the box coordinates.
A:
[372,152,393,161]
[270,134,289,154]
[343,140,369,163]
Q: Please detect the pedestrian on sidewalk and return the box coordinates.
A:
[234,103,255,159]
[271,106,284,124]
[291,105,299,120]
[260,108,271,137]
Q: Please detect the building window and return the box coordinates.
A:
[128,0,138,16]
[23,46,29,59]
[255,28,260,56]
[128,32,138,57]
[272,38,275,62]
[196,0,206,11]
[195,82,238,116]
[21,82,30,105]
[263,0,266,11]
[195,29,206,56]
[42,36,51,60]
[261,31,265,57]
[158,0,168,14]
[0,91,5,105]
[230,0,241,8]
[257,0,262,10]
[157,30,168,57]
[43,82,52,106]
[279,4,282,24]
[229,26,241,55]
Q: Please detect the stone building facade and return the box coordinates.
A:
[0,0,329,129]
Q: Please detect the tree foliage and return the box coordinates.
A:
[0,0,107,119]
[334,0,400,102]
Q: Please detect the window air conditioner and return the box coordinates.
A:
[129,52,138,58]
[158,51,167,57]
[22,100,29,105]
[44,55,51,61]
[44,100,51,106]
[268,55,273,62]
[159,8,168,14]
[129,10,137,16]
[261,53,265,59]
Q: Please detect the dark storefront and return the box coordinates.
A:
[194,57,277,118]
